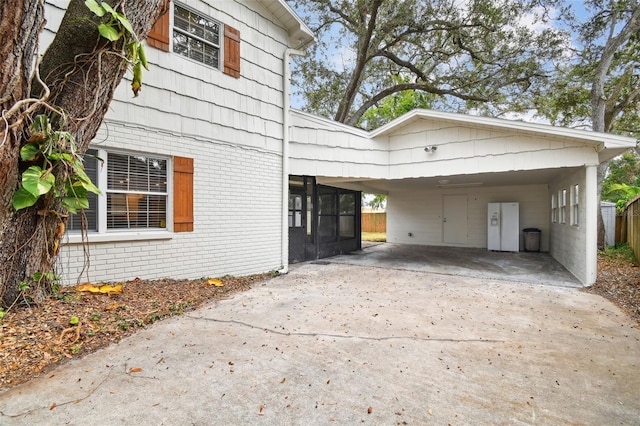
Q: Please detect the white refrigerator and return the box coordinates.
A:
[487,202,519,252]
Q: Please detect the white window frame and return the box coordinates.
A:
[172,3,222,69]
[551,192,558,223]
[571,184,579,226]
[560,189,567,224]
[65,148,173,244]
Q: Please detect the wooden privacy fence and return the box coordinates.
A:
[362,212,387,233]
[619,194,640,263]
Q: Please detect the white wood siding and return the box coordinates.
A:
[290,111,388,178]
[384,119,598,179]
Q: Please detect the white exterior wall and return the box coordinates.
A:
[59,123,282,283]
[548,167,594,284]
[387,184,550,251]
[49,0,293,283]
[385,119,596,179]
[289,111,388,178]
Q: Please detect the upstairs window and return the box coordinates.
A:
[173,5,221,68]
[148,4,241,78]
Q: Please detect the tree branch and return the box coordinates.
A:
[346,83,490,126]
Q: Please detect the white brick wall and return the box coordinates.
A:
[59,122,283,284]
[548,168,591,284]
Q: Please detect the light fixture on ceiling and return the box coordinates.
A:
[424,145,438,153]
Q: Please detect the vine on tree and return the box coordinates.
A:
[12,114,101,213]
[84,0,149,96]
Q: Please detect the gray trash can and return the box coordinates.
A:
[523,228,541,252]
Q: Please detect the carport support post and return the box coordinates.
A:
[585,165,598,285]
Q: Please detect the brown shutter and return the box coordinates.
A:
[173,156,194,232]
[147,7,170,52]
[224,25,241,78]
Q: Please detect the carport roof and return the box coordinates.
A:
[370,109,636,162]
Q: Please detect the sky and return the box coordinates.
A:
[286,0,598,117]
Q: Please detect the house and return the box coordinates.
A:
[48,0,316,283]
[45,1,635,287]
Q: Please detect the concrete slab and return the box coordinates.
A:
[333,243,582,287]
[1,263,638,424]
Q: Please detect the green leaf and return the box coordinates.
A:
[70,316,79,325]
[13,188,38,210]
[22,166,54,196]
[115,13,135,36]
[48,152,74,162]
[62,197,89,214]
[98,23,121,41]
[20,143,41,161]
[101,2,116,16]
[84,0,105,17]
[80,179,101,195]
[128,42,139,63]
[138,43,149,70]
[66,182,88,199]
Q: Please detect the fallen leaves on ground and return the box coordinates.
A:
[0,273,272,390]
[584,250,640,325]
[1,250,638,392]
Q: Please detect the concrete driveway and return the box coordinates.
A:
[1,262,639,424]
[333,243,582,287]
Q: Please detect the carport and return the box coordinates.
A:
[289,109,636,285]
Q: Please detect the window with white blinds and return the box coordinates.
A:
[106,153,168,229]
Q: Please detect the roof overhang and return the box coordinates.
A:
[260,0,316,49]
[371,109,637,164]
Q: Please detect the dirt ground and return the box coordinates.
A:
[0,273,273,390]
[0,250,638,391]
[584,247,640,324]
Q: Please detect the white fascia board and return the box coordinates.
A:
[260,0,316,49]
[370,109,637,149]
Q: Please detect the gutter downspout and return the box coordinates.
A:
[280,48,305,274]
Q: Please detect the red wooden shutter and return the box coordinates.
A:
[173,157,194,232]
[147,7,170,52]
[224,25,241,78]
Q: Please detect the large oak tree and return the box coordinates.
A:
[0,0,168,306]
[290,0,568,128]
[535,0,640,247]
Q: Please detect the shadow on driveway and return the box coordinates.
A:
[330,243,582,287]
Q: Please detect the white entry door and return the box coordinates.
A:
[443,195,468,244]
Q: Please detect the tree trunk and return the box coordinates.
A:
[0,1,46,306]
[590,4,640,250]
[0,0,168,307]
